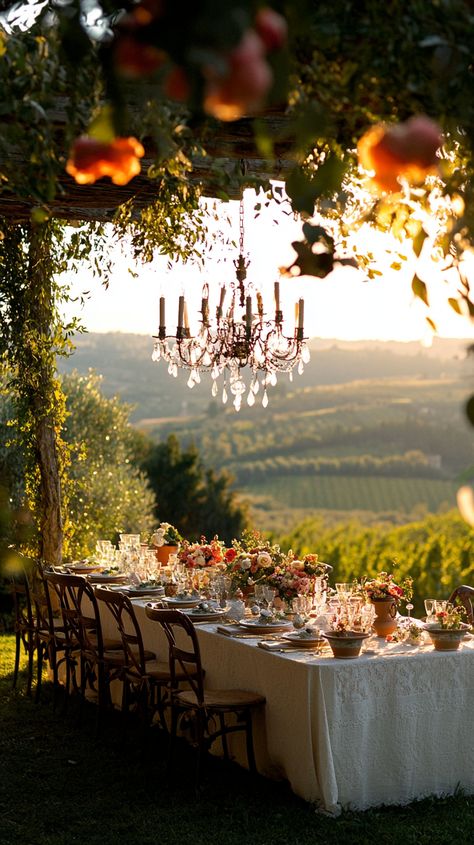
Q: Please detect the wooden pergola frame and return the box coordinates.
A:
[0,112,295,222]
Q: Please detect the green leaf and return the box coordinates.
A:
[88,106,116,144]
[411,274,429,306]
[30,207,50,224]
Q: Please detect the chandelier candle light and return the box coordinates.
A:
[152,198,310,410]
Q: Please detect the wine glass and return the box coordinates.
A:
[424,598,435,623]
[262,586,277,613]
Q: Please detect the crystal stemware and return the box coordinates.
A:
[424,599,435,623]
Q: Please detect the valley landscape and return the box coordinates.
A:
[60,332,474,537]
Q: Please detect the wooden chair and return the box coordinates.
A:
[447,585,474,624]
[10,559,37,695]
[43,570,125,726]
[94,588,172,734]
[30,562,73,706]
[145,606,265,786]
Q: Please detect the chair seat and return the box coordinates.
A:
[142,659,196,682]
[101,647,157,666]
[176,688,266,710]
[86,632,124,651]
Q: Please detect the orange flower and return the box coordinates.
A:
[66,136,145,186]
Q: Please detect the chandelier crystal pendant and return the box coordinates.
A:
[151,198,310,411]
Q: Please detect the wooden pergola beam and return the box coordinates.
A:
[0,112,296,222]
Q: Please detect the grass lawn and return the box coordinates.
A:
[1,633,474,845]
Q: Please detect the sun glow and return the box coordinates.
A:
[60,190,474,344]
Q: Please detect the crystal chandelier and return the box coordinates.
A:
[151,197,310,411]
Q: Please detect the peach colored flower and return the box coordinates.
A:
[66,136,145,186]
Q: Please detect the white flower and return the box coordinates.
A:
[241,557,252,571]
[151,529,166,547]
[193,552,206,568]
[257,551,272,568]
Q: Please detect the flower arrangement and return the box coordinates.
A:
[267,564,313,602]
[362,569,413,604]
[267,553,331,602]
[151,522,182,546]
[225,529,287,591]
[432,603,466,630]
[178,536,226,569]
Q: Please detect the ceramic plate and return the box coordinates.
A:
[161,595,203,608]
[282,632,326,649]
[239,619,292,635]
[125,585,165,597]
[86,572,128,584]
[68,562,104,574]
[185,606,229,622]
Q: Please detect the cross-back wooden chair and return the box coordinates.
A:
[43,570,124,727]
[94,588,172,734]
[447,585,474,624]
[145,606,266,786]
[30,562,73,706]
[10,559,37,696]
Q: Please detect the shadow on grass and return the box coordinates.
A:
[1,637,474,845]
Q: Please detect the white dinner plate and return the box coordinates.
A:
[282,631,326,649]
[185,606,229,622]
[123,585,165,597]
[67,562,105,574]
[161,595,203,608]
[239,619,293,635]
[86,572,128,584]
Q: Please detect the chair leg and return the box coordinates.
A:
[35,642,45,703]
[12,632,21,690]
[167,703,179,776]
[26,640,35,697]
[219,713,230,761]
[194,710,206,792]
[244,711,257,774]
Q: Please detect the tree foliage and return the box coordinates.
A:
[141,433,248,544]
[61,370,156,558]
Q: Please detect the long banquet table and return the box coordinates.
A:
[101,598,474,815]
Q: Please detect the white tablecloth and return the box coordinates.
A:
[102,600,474,814]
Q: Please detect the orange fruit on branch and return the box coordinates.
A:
[66,136,145,186]
[358,115,443,192]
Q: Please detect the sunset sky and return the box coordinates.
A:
[62,190,474,344]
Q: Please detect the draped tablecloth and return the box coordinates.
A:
[102,600,474,814]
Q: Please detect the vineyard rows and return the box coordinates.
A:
[245,474,458,513]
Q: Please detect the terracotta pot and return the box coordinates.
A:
[371,597,398,637]
[155,544,179,565]
[426,625,468,651]
[324,631,370,659]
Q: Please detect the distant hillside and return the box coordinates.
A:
[58,332,472,422]
[58,332,474,534]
